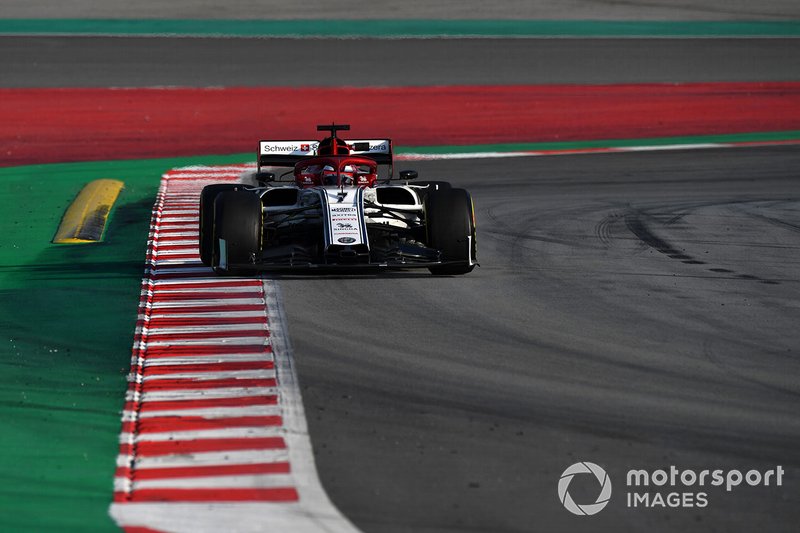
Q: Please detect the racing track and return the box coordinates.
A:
[6,30,800,532]
[281,147,800,532]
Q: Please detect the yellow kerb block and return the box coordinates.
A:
[53,179,125,244]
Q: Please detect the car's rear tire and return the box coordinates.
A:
[425,187,477,275]
[199,184,239,266]
[211,190,262,274]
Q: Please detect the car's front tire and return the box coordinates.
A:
[425,187,477,275]
[199,184,239,266]
[211,190,262,274]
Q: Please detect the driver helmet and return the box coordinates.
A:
[321,165,338,185]
[340,164,357,185]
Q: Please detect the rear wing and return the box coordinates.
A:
[257,139,393,172]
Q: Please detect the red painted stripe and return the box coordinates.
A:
[165,169,249,174]
[141,361,274,375]
[152,248,200,259]
[152,280,263,290]
[120,436,286,456]
[135,377,276,391]
[124,395,278,414]
[154,223,197,228]
[143,330,268,341]
[158,212,197,218]
[4,83,800,166]
[148,271,217,280]
[146,316,267,327]
[166,176,242,182]
[142,344,271,356]
[150,291,263,301]
[122,415,282,434]
[154,235,199,242]
[116,461,290,480]
[114,487,299,503]
[151,244,199,251]
[123,527,166,533]
[148,304,266,314]
[151,253,200,260]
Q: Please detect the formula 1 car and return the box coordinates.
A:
[199,124,477,275]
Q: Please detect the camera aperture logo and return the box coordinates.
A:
[558,462,612,516]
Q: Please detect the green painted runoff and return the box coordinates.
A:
[0,154,248,532]
[0,19,799,38]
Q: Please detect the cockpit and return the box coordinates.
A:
[294,156,378,188]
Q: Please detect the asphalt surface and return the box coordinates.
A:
[3,37,800,87]
[281,147,800,532]
[5,30,800,532]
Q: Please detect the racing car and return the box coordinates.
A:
[199,124,477,275]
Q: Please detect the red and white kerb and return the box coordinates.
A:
[110,166,358,533]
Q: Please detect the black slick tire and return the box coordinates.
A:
[425,187,477,275]
[211,190,262,274]
[199,184,239,266]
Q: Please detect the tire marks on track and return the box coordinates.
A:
[624,207,784,284]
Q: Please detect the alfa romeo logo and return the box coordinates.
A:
[558,462,612,516]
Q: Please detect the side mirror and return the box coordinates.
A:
[399,170,418,181]
[256,171,275,184]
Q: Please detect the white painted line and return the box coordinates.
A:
[118,474,295,492]
[173,165,254,172]
[151,239,200,245]
[148,298,266,308]
[150,286,260,293]
[141,369,276,381]
[262,280,361,531]
[147,277,234,284]
[144,338,268,347]
[152,278,255,287]
[154,228,198,234]
[159,209,198,215]
[154,249,200,257]
[142,324,269,334]
[125,405,282,419]
[140,312,267,321]
[137,353,273,366]
[621,142,723,151]
[119,427,283,442]
[397,151,540,160]
[118,449,290,469]
[125,387,278,402]
[147,266,215,275]
[145,289,263,298]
